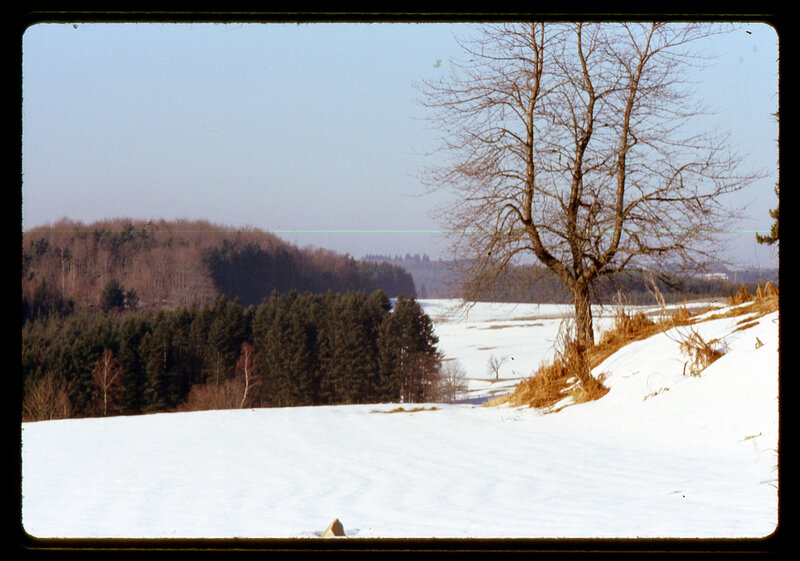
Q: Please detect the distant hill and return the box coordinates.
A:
[361,253,460,299]
[22,218,416,318]
[361,253,779,305]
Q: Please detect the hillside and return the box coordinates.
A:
[20,295,780,542]
[22,218,416,317]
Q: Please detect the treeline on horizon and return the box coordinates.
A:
[22,290,443,421]
[22,218,416,324]
[364,253,780,304]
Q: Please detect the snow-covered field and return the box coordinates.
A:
[20,299,779,541]
[419,298,717,403]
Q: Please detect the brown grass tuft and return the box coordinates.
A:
[663,304,695,328]
[728,284,754,306]
[499,358,575,409]
[678,328,725,377]
[595,309,655,355]
[571,371,610,404]
[498,321,608,411]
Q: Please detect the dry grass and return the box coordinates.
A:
[703,282,779,322]
[588,298,698,372]
[496,358,578,410]
[734,319,759,333]
[739,282,779,316]
[672,283,777,376]
[374,406,440,414]
[729,284,755,306]
[727,281,779,309]
[678,328,725,377]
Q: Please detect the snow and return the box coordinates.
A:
[20,299,779,541]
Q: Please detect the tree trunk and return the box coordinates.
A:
[567,281,595,388]
[572,281,595,351]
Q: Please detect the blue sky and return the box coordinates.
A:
[21,20,779,267]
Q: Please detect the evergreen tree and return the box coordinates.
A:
[377,296,442,403]
[255,291,318,407]
[101,279,126,312]
[65,311,116,415]
[22,278,75,325]
[189,302,213,385]
[317,292,376,404]
[314,292,342,404]
[117,312,151,414]
[169,306,199,405]
[124,288,139,310]
[756,185,779,246]
[140,313,172,412]
[206,297,248,385]
[362,290,393,402]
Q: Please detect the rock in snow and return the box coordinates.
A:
[321,518,345,537]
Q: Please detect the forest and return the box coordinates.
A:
[21,290,445,421]
[21,218,416,323]
[20,218,438,421]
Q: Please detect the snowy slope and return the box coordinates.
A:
[20,300,779,540]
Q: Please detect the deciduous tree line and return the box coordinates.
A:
[21,218,416,318]
[21,290,444,421]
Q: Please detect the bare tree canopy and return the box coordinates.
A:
[419,22,762,349]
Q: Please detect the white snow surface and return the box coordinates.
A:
[21,300,779,540]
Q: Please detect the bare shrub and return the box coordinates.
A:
[177,377,246,412]
[22,372,73,422]
[438,359,468,404]
[591,290,704,370]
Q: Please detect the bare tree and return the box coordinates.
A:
[92,348,124,416]
[420,22,760,374]
[487,354,507,380]
[235,341,261,408]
